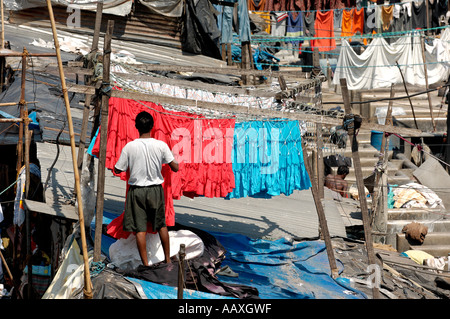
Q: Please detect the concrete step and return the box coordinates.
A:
[387,220,450,235]
[387,208,446,221]
[397,232,450,253]
[410,244,450,257]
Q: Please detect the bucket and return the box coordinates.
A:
[370,131,400,151]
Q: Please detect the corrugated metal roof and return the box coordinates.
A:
[8,2,182,49]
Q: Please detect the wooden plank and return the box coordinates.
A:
[23,199,78,220]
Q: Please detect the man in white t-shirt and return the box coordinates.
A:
[114,111,179,266]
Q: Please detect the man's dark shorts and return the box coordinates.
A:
[123,184,166,233]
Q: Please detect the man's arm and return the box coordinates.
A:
[168,159,179,172]
[113,166,124,175]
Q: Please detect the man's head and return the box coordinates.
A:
[135,111,154,135]
[337,165,349,178]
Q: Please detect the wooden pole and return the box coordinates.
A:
[76,0,103,181]
[24,121,31,298]
[315,82,324,199]
[302,143,339,279]
[46,0,93,299]
[420,33,436,132]
[91,0,104,53]
[340,78,381,299]
[16,48,27,174]
[93,20,114,262]
[372,84,394,216]
[1,0,4,49]
[177,244,186,299]
[372,84,394,243]
[396,61,419,130]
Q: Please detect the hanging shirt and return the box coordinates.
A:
[286,11,304,45]
[271,12,288,38]
[314,10,336,52]
[412,1,427,29]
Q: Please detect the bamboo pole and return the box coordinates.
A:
[94,19,114,262]
[46,0,93,299]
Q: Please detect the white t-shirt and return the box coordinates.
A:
[114,138,175,186]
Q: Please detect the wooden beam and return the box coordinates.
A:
[340,78,381,299]
[133,63,306,78]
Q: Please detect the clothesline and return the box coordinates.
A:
[249,0,447,14]
[250,25,450,42]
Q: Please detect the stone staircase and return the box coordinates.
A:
[387,207,450,256]
[322,83,450,257]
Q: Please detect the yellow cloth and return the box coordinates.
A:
[403,250,434,265]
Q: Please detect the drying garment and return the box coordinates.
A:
[412,0,427,29]
[286,11,304,45]
[91,97,236,239]
[431,0,449,29]
[271,12,288,37]
[334,8,343,32]
[238,0,252,42]
[313,10,336,52]
[381,5,394,31]
[341,8,365,42]
[227,120,311,199]
[253,11,271,34]
[181,0,222,59]
[341,9,353,38]
[303,12,316,38]
[265,0,287,11]
[117,223,259,299]
[333,28,450,90]
[219,4,234,44]
[248,0,267,10]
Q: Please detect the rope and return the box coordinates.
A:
[0,178,19,197]
[89,261,106,277]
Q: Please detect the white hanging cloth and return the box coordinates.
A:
[333,28,450,90]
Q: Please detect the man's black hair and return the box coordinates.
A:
[337,165,349,176]
[135,111,154,135]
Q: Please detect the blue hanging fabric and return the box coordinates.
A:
[227,120,311,199]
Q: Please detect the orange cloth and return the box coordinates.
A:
[341,8,366,45]
[248,0,266,11]
[341,9,353,38]
[313,10,336,52]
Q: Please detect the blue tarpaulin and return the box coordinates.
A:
[93,212,366,299]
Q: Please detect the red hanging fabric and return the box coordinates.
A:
[91,97,235,239]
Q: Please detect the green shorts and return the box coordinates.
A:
[123,184,166,233]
